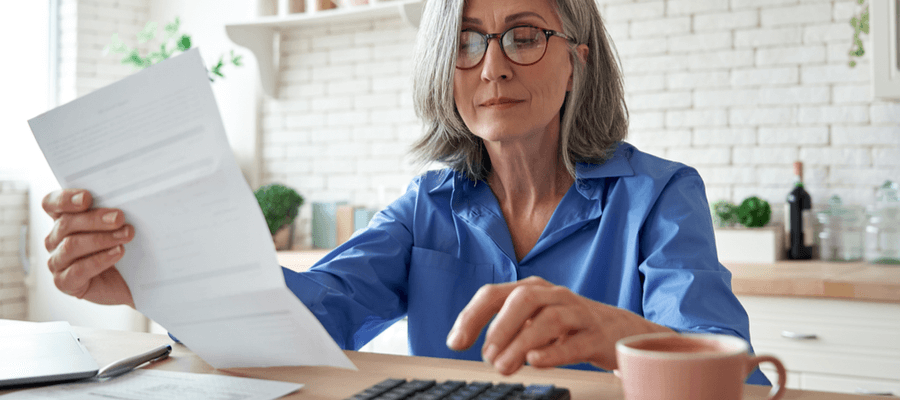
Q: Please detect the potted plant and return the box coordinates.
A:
[712,196,783,263]
[254,183,304,250]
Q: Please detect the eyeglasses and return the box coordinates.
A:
[456,25,576,70]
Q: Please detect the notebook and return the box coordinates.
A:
[0,320,99,387]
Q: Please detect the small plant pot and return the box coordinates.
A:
[273,224,293,251]
[714,226,784,263]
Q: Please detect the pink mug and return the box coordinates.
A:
[615,332,786,400]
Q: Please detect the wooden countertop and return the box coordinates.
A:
[725,260,900,303]
[278,251,900,303]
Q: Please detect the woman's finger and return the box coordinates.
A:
[45,208,126,252]
[47,225,132,273]
[53,245,126,298]
[42,190,93,220]
[526,331,601,369]
[490,302,583,375]
[483,284,569,362]
[447,276,554,351]
[447,283,514,351]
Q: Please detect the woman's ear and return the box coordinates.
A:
[567,44,589,91]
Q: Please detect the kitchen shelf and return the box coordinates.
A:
[225,0,424,97]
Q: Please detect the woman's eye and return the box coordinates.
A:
[459,40,479,51]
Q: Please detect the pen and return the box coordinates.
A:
[96,344,173,379]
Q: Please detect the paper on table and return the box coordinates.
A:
[28,48,354,370]
[0,369,303,400]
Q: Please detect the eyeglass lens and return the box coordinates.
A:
[457,27,548,69]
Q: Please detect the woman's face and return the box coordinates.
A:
[453,0,574,145]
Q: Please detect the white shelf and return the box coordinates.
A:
[225,0,424,97]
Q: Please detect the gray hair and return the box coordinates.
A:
[411,0,629,181]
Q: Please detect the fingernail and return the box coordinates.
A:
[482,344,498,364]
[71,193,84,206]
[108,246,121,255]
[446,328,459,349]
[113,227,128,239]
[495,357,509,373]
[103,211,118,224]
[527,350,542,364]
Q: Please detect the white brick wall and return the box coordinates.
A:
[262,17,421,248]
[0,182,28,321]
[57,0,149,103]
[600,0,900,208]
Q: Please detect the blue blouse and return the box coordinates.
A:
[282,142,770,385]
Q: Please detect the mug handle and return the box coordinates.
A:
[747,355,787,400]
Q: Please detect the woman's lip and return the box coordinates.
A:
[480,98,524,107]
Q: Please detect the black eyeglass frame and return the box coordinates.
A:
[455,25,577,70]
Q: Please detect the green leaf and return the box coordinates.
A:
[848,4,869,68]
[177,34,192,51]
[861,7,869,33]
[230,50,243,66]
[122,50,144,68]
[158,43,170,59]
[106,33,129,54]
[210,56,225,77]
[737,196,771,228]
[711,200,738,228]
[137,21,157,44]
[163,17,180,40]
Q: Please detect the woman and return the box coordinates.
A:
[42,0,770,384]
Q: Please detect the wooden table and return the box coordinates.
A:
[0,326,888,399]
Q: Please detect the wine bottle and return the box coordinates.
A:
[786,161,813,259]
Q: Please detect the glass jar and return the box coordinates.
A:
[865,181,900,265]
[817,195,865,261]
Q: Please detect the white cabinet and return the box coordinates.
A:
[738,295,900,396]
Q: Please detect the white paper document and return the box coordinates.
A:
[0,369,303,400]
[28,48,355,370]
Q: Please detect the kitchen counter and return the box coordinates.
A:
[724,260,900,303]
[277,251,900,303]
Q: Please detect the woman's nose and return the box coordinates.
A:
[480,39,513,81]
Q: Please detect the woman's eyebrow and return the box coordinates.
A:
[462,16,481,25]
[461,12,549,27]
[505,11,549,24]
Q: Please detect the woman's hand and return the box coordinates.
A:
[445,276,673,374]
[42,189,135,307]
